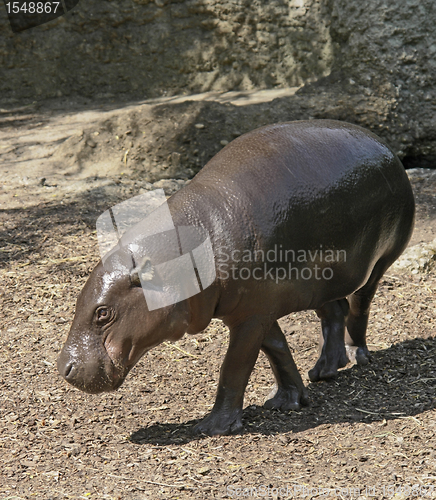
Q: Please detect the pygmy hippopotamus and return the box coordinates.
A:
[57,120,415,436]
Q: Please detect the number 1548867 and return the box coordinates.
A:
[5,2,60,14]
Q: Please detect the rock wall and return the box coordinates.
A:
[1,0,436,163]
[0,0,333,101]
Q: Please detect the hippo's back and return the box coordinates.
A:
[171,120,413,244]
[194,120,408,199]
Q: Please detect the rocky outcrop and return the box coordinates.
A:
[312,0,436,165]
[0,0,333,100]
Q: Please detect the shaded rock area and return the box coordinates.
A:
[0,87,433,196]
[1,0,436,163]
[0,0,332,100]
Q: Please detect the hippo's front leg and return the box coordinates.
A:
[262,321,308,411]
[193,316,268,436]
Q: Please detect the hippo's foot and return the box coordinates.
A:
[308,348,349,382]
[264,384,309,412]
[345,344,372,366]
[193,409,243,436]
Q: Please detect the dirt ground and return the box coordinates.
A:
[0,96,436,500]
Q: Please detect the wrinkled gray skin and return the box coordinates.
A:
[58,120,415,436]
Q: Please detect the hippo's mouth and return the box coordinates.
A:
[104,335,143,376]
[109,372,126,392]
[63,358,128,394]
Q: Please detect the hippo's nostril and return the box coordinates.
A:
[64,363,74,379]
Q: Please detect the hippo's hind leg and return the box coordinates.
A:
[262,321,308,411]
[309,258,394,382]
[308,298,350,382]
[345,259,389,365]
[193,316,267,436]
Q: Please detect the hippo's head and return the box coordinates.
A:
[57,252,190,394]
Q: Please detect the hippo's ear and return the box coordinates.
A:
[130,256,154,286]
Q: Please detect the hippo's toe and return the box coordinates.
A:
[356,347,371,365]
[193,409,243,436]
[264,385,308,412]
[308,349,349,382]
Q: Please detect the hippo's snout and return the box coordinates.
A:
[57,343,124,394]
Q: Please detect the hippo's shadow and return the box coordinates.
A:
[129,336,436,445]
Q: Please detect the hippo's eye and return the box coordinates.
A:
[95,306,113,325]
